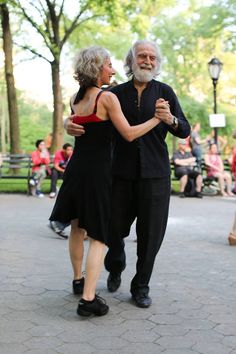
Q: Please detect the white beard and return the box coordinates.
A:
[132,63,156,83]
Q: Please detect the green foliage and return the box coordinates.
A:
[179,95,210,131]
[17,93,52,153]
[150,0,236,145]
[1,0,236,155]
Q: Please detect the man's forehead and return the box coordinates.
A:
[135,44,156,55]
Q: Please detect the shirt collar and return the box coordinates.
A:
[130,77,154,90]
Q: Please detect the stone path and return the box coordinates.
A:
[0,194,235,354]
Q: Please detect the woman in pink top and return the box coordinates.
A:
[204,143,234,197]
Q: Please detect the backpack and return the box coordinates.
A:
[184,177,196,197]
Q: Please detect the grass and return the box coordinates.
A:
[0,178,179,194]
[0,179,52,194]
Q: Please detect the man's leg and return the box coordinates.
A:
[104,178,136,291]
[179,174,188,193]
[34,168,46,197]
[130,177,171,306]
[50,168,60,197]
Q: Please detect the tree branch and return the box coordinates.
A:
[58,0,66,20]
[14,0,52,50]
[13,41,52,63]
[61,4,94,48]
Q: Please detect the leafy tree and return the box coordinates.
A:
[151,0,236,142]
[8,0,145,152]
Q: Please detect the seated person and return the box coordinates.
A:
[173,139,203,198]
[228,145,236,194]
[204,143,234,197]
[49,143,73,198]
[30,139,51,197]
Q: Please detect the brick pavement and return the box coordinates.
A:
[0,194,236,354]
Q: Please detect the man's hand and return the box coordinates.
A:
[155,98,173,125]
[64,116,85,136]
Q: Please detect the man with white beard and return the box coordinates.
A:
[104,40,190,308]
[65,40,190,308]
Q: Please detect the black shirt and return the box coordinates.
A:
[111,79,191,179]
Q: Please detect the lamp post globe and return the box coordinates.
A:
[207,58,223,146]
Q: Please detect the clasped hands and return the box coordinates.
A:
[154,98,173,125]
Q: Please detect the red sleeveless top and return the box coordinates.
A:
[72,91,105,124]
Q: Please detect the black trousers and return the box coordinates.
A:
[104,176,171,296]
[50,168,64,193]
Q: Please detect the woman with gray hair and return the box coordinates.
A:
[50,46,162,317]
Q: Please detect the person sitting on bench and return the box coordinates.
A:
[204,143,234,197]
[173,139,203,198]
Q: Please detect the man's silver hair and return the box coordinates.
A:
[73,46,110,86]
[124,40,162,78]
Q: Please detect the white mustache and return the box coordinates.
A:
[140,64,152,70]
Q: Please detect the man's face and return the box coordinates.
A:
[65,146,73,157]
[38,141,46,151]
[132,44,158,83]
[179,143,187,152]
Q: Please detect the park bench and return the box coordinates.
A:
[0,153,54,194]
[0,154,31,179]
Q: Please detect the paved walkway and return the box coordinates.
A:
[0,193,236,354]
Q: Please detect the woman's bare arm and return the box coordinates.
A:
[102,92,160,142]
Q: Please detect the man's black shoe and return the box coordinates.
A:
[132,293,152,308]
[107,273,121,292]
[195,191,203,198]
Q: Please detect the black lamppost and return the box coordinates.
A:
[207,57,223,146]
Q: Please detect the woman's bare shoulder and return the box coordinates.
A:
[101,90,118,104]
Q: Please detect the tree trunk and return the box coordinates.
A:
[0,94,7,153]
[0,3,20,154]
[50,60,63,153]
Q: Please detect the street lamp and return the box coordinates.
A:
[207,57,223,146]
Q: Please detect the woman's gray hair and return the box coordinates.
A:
[73,46,110,86]
[124,40,162,77]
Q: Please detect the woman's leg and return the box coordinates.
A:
[77,238,109,316]
[82,238,105,301]
[69,219,85,280]
[215,173,227,196]
[233,172,236,193]
[228,212,236,245]
[224,172,234,196]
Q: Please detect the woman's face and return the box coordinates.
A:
[99,57,115,85]
[210,144,218,154]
